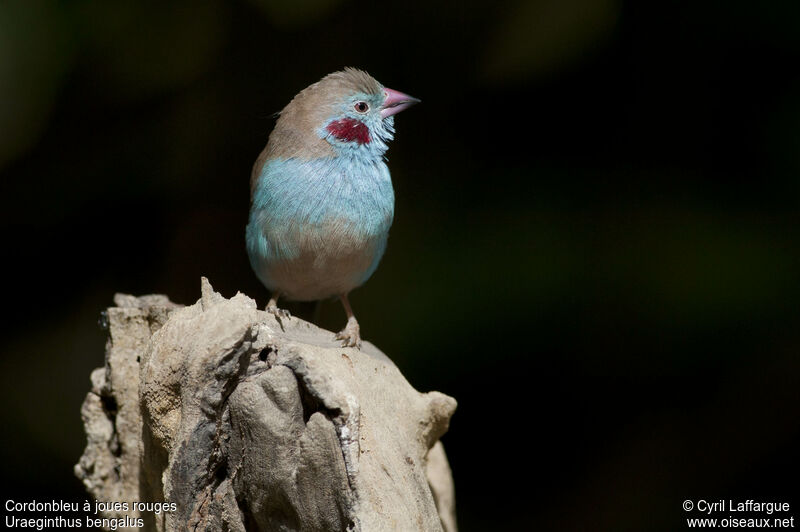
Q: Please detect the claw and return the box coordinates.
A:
[266,305,291,319]
[335,318,361,349]
[266,303,290,332]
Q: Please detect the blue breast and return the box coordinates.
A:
[246,156,395,300]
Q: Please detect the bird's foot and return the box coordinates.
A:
[266,304,291,319]
[266,304,290,332]
[335,317,361,349]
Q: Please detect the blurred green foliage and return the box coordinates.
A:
[0,1,74,168]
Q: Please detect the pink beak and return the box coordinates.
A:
[380,87,420,119]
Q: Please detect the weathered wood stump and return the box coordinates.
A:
[75,279,457,532]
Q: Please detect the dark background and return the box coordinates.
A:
[2,0,799,530]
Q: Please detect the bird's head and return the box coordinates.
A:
[264,68,419,163]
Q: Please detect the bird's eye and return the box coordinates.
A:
[354,101,369,113]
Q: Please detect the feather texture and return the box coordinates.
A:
[247,156,393,300]
[250,68,387,194]
[246,68,417,346]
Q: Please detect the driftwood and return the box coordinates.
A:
[75,278,457,531]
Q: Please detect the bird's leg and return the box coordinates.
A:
[266,292,291,319]
[335,293,361,349]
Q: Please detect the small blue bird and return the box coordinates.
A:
[246,68,419,348]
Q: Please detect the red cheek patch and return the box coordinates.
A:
[326,118,371,145]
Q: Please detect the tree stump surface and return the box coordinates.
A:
[75,278,457,532]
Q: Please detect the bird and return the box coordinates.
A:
[246,68,419,348]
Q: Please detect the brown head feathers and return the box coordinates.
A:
[250,69,384,193]
[322,68,383,96]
